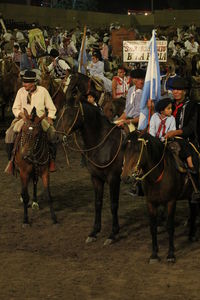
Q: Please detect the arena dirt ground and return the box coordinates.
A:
[1,134,200,300]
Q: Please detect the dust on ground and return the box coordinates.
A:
[0,137,200,300]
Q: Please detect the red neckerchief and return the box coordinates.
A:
[173,102,183,118]
[156,115,167,138]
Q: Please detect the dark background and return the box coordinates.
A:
[2,0,200,13]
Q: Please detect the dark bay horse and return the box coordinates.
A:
[121,131,198,263]
[65,72,124,121]
[14,108,57,225]
[56,97,123,244]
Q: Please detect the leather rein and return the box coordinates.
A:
[56,102,123,168]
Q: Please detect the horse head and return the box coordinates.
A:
[55,93,84,143]
[21,108,46,160]
[121,130,146,183]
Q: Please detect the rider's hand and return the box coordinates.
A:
[164,131,176,139]
[46,117,53,125]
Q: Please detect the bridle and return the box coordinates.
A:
[56,101,123,168]
[21,121,49,166]
[131,137,167,182]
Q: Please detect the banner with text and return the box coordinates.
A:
[123,40,167,62]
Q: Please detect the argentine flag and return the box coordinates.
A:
[138,30,161,130]
[78,26,87,75]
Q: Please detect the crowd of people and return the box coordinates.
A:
[1,19,200,198]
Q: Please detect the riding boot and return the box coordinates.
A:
[49,143,57,172]
[4,143,14,175]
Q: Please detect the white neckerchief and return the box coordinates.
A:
[130,87,142,104]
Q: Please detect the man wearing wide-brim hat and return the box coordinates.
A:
[115,68,146,127]
[5,70,57,174]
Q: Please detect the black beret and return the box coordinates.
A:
[49,48,59,58]
[155,98,172,113]
[170,77,189,90]
[23,70,37,83]
[130,68,146,79]
[88,91,97,99]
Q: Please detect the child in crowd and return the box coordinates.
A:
[149,97,195,171]
[87,91,98,106]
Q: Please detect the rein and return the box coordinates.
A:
[134,138,167,182]
[20,123,49,166]
[56,101,122,168]
[73,130,123,168]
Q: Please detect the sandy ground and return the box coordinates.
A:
[1,135,200,300]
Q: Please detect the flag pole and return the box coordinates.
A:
[79,25,87,73]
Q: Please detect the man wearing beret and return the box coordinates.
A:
[116,68,145,127]
[165,77,199,173]
[5,70,57,174]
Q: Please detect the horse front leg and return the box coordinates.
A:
[31,178,39,210]
[104,177,120,245]
[20,173,30,225]
[166,200,176,263]
[41,170,57,224]
[86,176,104,243]
[148,202,160,263]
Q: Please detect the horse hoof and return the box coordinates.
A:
[85,236,97,244]
[149,255,161,264]
[22,223,30,228]
[32,201,39,210]
[104,238,114,246]
[167,256,176,263]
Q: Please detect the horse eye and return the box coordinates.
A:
[28,126,33,130]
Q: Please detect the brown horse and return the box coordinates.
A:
[56,97,123,244]
[14,107,57,225]
[121,131,198,263]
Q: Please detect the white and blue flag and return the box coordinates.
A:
[78,26,87,75]
[138,30,161,130]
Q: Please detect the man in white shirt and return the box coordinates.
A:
[48,48,71,79]
[5,70,57,174]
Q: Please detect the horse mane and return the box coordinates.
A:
[81,101,112,128]
[124,131,164,162]
[140,132,165,162]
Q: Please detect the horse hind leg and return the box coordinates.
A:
[166,200,176,263]
[42,171,57,224]
[188,199,198,242]
[20,175,30,225]
[104,178,120,245]
[86,176,104,244]
[148,202,160,263]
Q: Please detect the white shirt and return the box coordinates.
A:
[149,113,176,141]
[12,86,57,119]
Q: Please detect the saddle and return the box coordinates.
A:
[167,141,187,173]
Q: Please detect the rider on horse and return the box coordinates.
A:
[48,48,71,93]
[5,70,57,174]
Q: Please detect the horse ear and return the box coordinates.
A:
[31,107,37,121]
